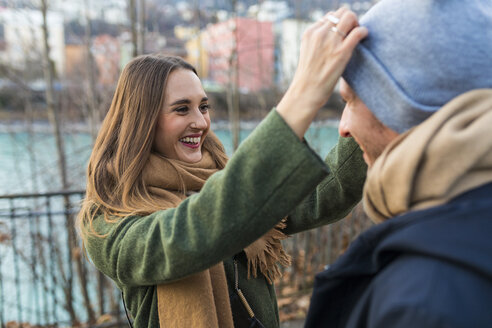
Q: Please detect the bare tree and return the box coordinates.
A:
[227,0,240,151]
[128,0,146,56]
[254,0,267,113]
[138,0,146,54]
[40,0,68,191]
[194,0,202,75]
[84,0,99,143]
[129,0,138,57]
[40,1,80,324]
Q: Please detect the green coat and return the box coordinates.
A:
[85,109,366,327]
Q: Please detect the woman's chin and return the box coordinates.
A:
[178,149,203,164]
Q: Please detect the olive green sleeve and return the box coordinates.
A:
[85,109,329,287]
[285,136,367,234]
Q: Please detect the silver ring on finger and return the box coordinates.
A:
[330,26,347,38]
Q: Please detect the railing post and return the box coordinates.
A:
[0,218,4,328]
[46,196,59,324]
[28,207,41,324]
[10,199,23,326]
[63,194,77,324]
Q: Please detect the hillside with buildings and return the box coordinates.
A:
[0,0,377,123]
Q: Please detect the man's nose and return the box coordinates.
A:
[338,108,352,138]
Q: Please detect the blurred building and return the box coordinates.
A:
[161,36,187,58]
[184,34,209,79]
[175,26,209,78]
[65,35,120,87]
[175,25,199,41]
[50,0,128,24]
[278,19,311,88]
[92,34,120,86]
[0,8,65,76]
[101,3,128,25]
[247,1,291,22]
[64,43,85,79]
[203,17,274,93]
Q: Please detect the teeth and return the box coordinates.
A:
[180,136,201,144]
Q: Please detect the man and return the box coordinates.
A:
[304,0,492,327]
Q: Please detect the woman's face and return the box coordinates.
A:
[153,68,211,163]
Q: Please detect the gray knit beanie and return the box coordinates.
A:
[342,0,492,133]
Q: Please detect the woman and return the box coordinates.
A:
[78,8,368,328]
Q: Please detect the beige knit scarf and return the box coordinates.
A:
[142,148,290,328]
[364,89,492,223]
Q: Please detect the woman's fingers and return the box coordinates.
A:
[294,7,367,97]
[333,11,369,53]
[318,10,367,60]
[343,26,369,52]
[275,7,368,139]
[334,6,349,18]
[334,11,359,39]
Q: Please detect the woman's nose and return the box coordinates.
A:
[191,109,208,130]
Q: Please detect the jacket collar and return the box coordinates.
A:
[322,182,492,281]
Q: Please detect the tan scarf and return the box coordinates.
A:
[142,148,290,327]
[364,89,492,223]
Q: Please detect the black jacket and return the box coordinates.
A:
[305,182,492,328]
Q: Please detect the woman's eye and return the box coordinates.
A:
[200,104,210,112]
[174,106,188,113]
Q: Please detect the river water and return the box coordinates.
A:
[0,121,340,195]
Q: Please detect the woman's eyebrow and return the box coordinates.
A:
[169,98,191,106]
[169,97,208,106]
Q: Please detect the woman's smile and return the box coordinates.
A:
[179,133,202,149]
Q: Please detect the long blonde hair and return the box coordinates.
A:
[78,55,227,239]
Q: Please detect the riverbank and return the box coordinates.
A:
[0,107,342,134]
[0,91,344,133]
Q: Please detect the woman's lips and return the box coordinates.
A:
[179,135,202,149]
[180,141,200,149]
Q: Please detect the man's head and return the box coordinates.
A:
[339,79,398,167]
[339,0,492,164]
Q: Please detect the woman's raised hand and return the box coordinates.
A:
[276,7,368,139]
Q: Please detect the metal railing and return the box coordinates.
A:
[0,191,372,327]
[0,191,126,328]
[275,203,373,294]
